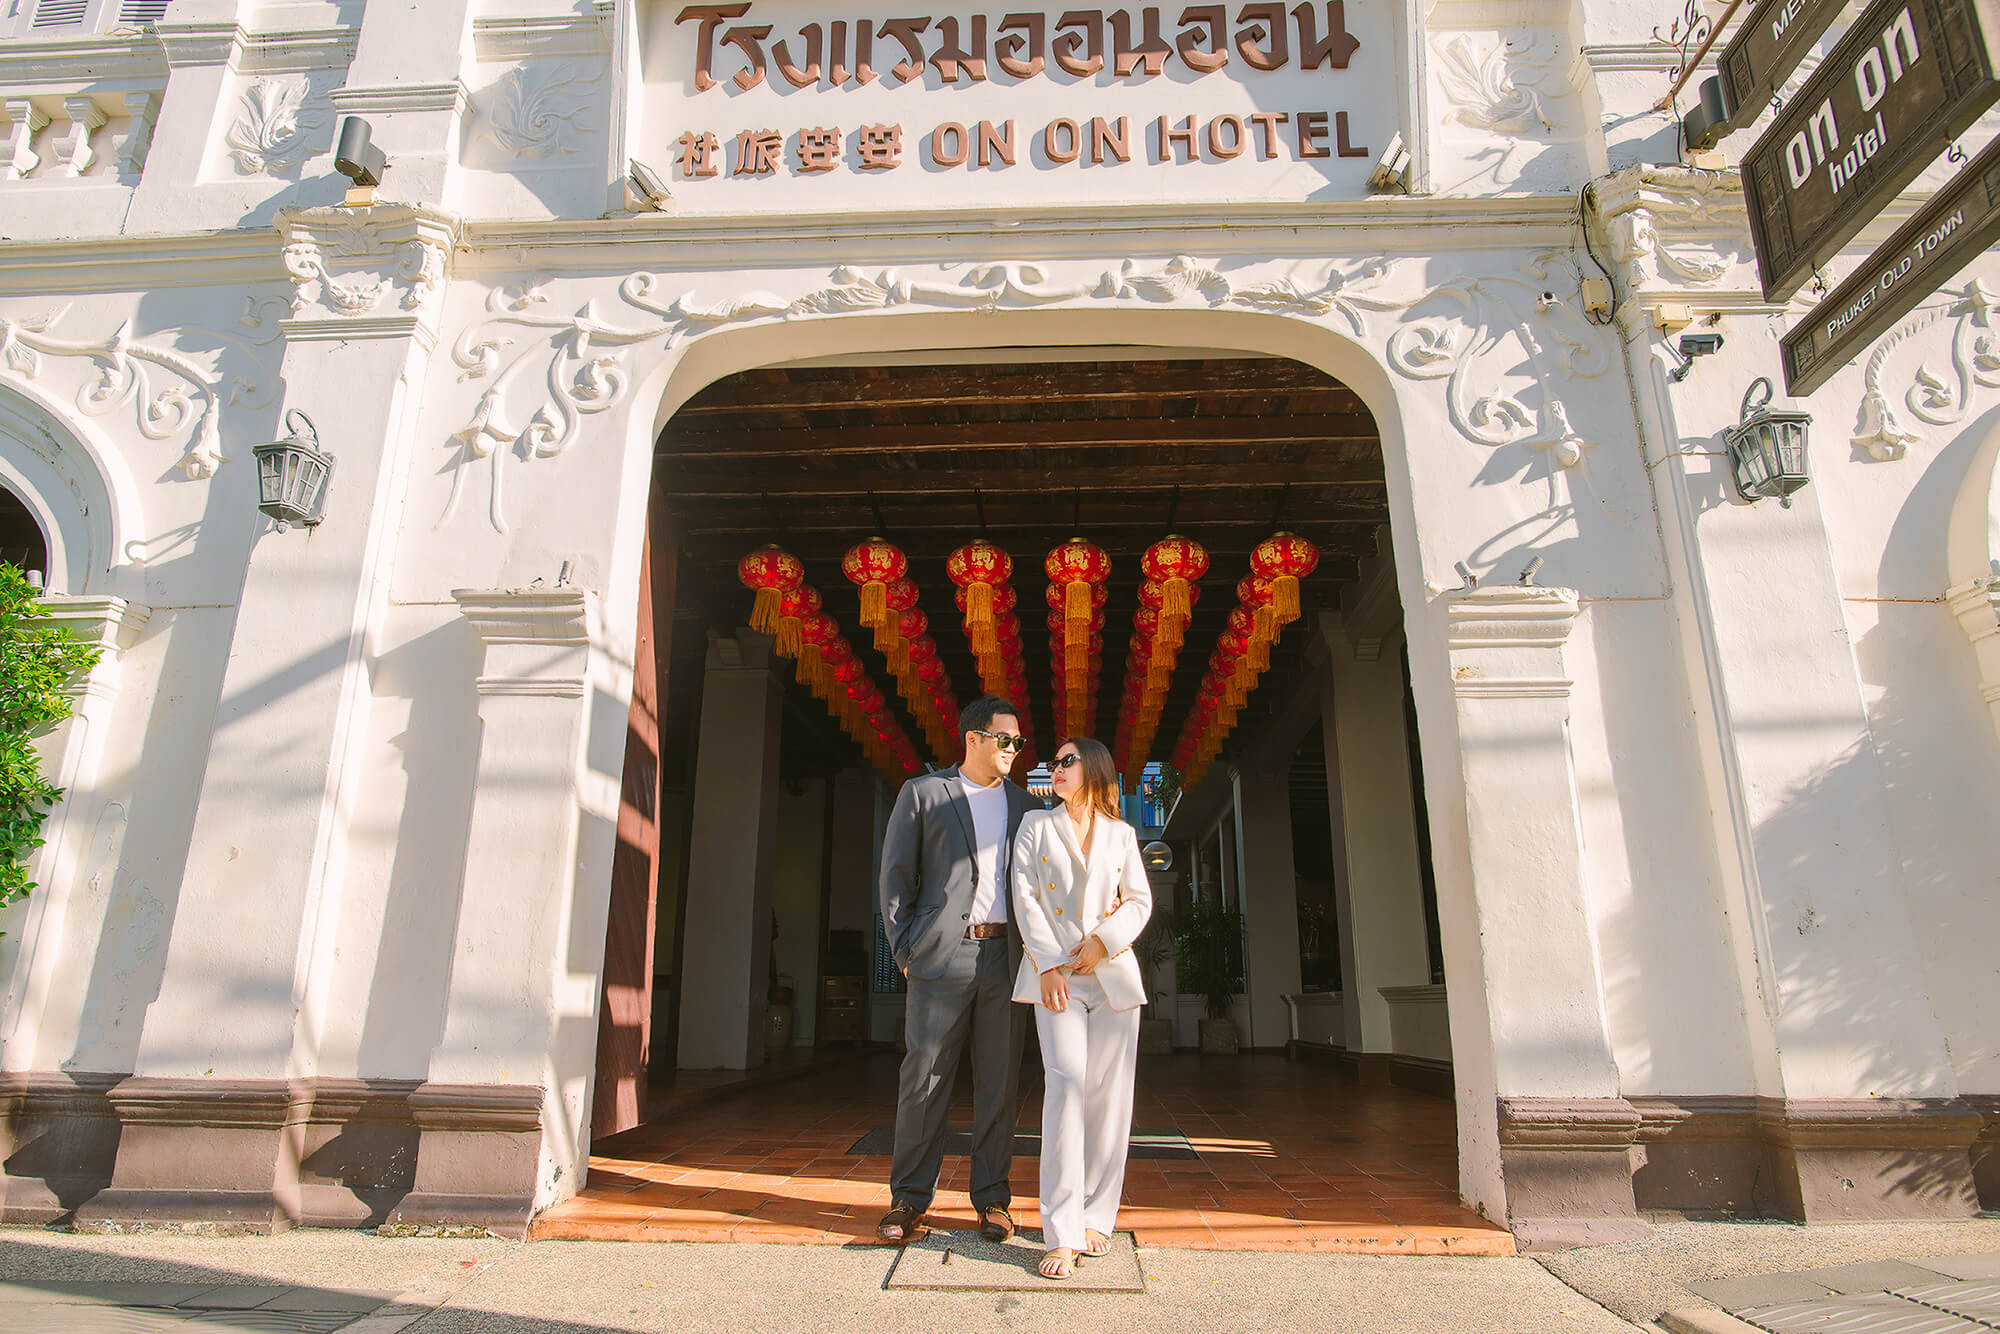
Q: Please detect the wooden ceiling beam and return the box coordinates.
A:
[662,414,1381,459]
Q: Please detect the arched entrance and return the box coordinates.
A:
[538,315,1511,1252]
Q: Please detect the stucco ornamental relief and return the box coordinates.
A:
[1840,280,2000,462]
[1429,29,1577,188]
[0,300,288,478]
[443,252,1623,532]
[224,77,327,177]
[278,206,453,319]
[468,61,601,162]
[1594,168,1747,292]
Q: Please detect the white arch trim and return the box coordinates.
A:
[1945,414,2000,741]
[0,382,145,595]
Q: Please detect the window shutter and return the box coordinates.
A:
[31,0,91,27]
[116,0,170,21]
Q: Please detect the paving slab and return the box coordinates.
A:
[257,1290,395,1313]
[884,1228,1145,1291]
[178,1312,361,1333]
[1798,1262,1965,1295]
[1894,1279,2000,1326]
[0,1305,197,1332]
[1689,1274,1838,1310]
[1736,1293,1987,1334]
[174,1287,295,1310]
[1918,1256,2000,1283]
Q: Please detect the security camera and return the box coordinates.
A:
[1678,331,1723,359]
[334,117,387,187]
[1668,329,1724,381]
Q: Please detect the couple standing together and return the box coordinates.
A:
[875,695,1155,1279]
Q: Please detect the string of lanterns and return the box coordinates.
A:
[1170,532,1318,793]
[948,539,1037,763]
[743,528,1315,792]
[1113,536,1208,788]
[844,537,959,760]
[739,546,922,781]
[1045,537,1110,742]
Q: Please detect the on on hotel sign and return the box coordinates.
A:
[1742,0,2000,302]
[641,2,1398,212]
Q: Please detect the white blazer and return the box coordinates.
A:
[1009,807,1155,1011]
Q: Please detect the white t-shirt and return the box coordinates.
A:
[959,775,1011,925]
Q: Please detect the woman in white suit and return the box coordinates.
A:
[1010,735,1154,1280]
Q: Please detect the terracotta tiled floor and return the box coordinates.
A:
[531,1050,1514,1254]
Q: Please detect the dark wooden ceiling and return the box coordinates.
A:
[656,356,1388,777]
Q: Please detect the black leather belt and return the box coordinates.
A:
[965,923,1007,939]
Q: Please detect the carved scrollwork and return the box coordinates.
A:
[469,61,600,160]
[442,253,1620,531]
[274,204,458,321]
[0,298,288,478]
[1433,32,1567,134]
[1845,280,2000,461]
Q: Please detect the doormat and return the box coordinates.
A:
[884,1228,1145,1292]
[847,1126,1196,1160]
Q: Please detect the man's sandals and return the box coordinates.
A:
[977,1205,1015,1242]
[876,1202,924,1244]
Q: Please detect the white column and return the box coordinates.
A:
[0,597,151,1072]
[1235,765,1300,1050]
[676,632,783,1071]
[423,588,606,1211]
[1323,625,1434,1058]
[1443,586,1643,1247]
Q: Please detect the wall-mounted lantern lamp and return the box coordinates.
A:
[1723,377,1812,507]
[252,410,334,531]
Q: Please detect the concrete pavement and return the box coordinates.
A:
[1,1218,1995,1333]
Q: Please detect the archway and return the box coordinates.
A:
[538,316,1510,1253]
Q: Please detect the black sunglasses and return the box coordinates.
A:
[1051,753,1083,769]
[972,729,1025,752]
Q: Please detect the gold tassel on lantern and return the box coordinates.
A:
[967,583,994,648]
[1162,576,1191,621]
[751,587,781,635]
[1064,580,1091,645]
[1274,574,1300,625]
[776,617,803,658]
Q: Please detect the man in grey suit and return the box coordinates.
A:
[876,694,1039,1244]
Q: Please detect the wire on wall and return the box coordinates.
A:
[1577,181,1619,327]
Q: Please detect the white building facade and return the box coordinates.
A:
[0,0,1995,1247]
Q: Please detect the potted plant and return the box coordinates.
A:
[1174,895,1244,1055]
[1134,908,1175,1055]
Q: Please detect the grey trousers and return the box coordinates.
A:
[890,935,1024,1211]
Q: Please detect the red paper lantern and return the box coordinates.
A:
[947,539,1013,652]
[843,537,908,631]
[1141,535,1208,622]
[774,583,821,657]
[1045,538,1110,643]
[738,545,804,636]
[1250,532,1319,626]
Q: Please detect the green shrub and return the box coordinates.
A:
[1,564,100,934]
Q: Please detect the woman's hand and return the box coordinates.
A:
[1040,967,1070,1012]
[1068,935,1108,974]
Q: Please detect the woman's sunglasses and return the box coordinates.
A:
[972,729,1025,752]
[1051,753,1083,769]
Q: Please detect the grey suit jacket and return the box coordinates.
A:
[878,766,1041,983]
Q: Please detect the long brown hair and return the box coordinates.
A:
[1055,736,1122,823]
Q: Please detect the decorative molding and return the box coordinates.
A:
[468,61,601,162]
[273,203,460,326]
[328,81,472,117]
[235,26,361,76]
[1588,164,1751,297]
[1444,585,1581,649]
[0,299,288,478]
[152,20,243,68]
[0,35,167,85]
[472,6,614,61]
[115,92,155,177]
[454,587,597,699]
[49,97,106,178]
[442,251,1619,531]
[1433,32,1566,134]
[31,595,151,702]
[225,77,324,176]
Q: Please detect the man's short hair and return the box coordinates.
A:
[959,694,1019,739]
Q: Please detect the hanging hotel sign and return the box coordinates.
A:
[640,1,1396,213]
[1780,130,2000,394]
[1716,0,1849,128]
[1741,0,2000,302]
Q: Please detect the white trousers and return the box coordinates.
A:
[1033,971,1141,1251]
